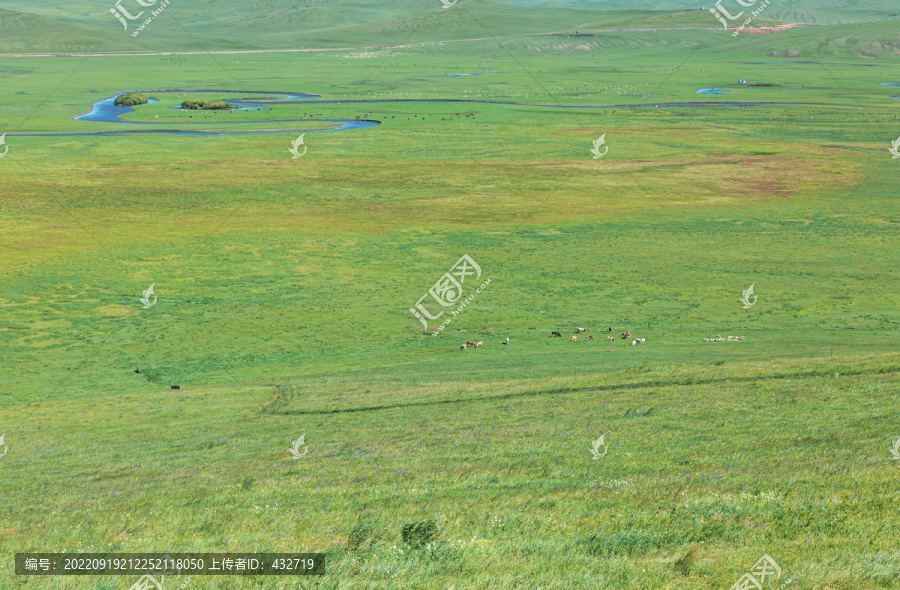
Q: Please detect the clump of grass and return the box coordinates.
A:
[582,530,677,557]
[241,476,254,490]
[401,519,437,548]
[714,359,727,366]
[347,522,376,551]
[674,545,701,575]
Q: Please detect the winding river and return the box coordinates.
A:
[10,90,380,137]
[4,88,891,138]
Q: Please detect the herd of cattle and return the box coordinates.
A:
[461,328,647,349]
[704,335,745,342]
[459,330,746,349]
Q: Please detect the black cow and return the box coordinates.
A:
[551,331,562,337]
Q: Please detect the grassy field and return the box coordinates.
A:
[1,3,899,589]
[2,355,899,589]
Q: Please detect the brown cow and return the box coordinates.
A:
[475,341,483,348]
[466,340,476,347]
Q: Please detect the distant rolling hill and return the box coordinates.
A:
[0,1,729,53]
[0,0,896,54]
[502,0,900,24]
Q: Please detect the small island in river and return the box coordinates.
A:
[115,93,149,106]
[181,99,232,110]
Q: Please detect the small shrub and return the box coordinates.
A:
[401,519,437,548]
[181,99,232,110]
[115,92,148,106]
[347,522,375,550]
[241,477,254,490]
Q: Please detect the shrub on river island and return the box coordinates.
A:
[115,93,148,106]
[181,99,232,110]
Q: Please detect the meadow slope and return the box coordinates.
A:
[1,8,899,590]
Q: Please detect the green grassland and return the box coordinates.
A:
[1,5,899,589]
[2,356,899,589]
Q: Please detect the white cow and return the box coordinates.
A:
[504,337,510,345]
[572,336,578,342]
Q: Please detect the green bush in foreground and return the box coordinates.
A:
[181,99,232,110]
[114,92,148,106]
[401,520,438,548]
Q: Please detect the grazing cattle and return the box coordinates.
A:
[607,336,615,341]
[134,366,141,374]
[476,341,483,348]
[630,340,637,346]
[576,328,586,333]
[608,327,612,332]
[586,335,593,341]
[622,331,631,340]
[504,337,510,345]
[467,341,476,347]
[572,336,578,341]
[551,331,562,337]
[460,344,467,350]
[637,338,645,344]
